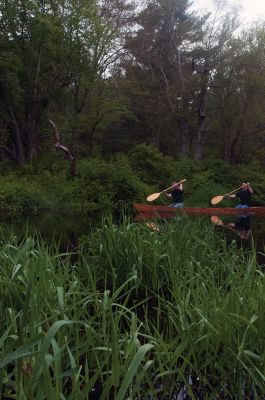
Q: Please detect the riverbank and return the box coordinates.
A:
[1,218,264,399]
[0,145,264,213]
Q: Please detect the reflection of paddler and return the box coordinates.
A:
[234,215,250,231]
[227,215,251,240]
[211,215,251,240]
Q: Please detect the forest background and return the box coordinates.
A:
[0,0,265,213]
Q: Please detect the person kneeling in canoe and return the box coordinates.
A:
[165,181,184,208]
[227,182,253,208]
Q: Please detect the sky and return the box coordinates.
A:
[191,0,265,23]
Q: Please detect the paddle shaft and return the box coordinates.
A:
[146,179,186,201]
[162,179,186,194]
[211,185,247,205]
[212,215,249,238]
[224,186,244,196]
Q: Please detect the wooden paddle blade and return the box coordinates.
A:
[145,222,160,232]
[211,215,223,226]
[211,195,224,205]
[146,192,161,202]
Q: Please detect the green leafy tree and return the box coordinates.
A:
[123,0,206,155]
[0,0,136,163]
[47,0,136,156]
[209,23,265,163]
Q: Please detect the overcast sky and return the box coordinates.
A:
[191,0,265,23]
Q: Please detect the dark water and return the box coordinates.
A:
[213,214,263,243]
[0,210,103,252]
[0,210,264,265]
[212,214,265,265]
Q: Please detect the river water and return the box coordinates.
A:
[1,210,264,265]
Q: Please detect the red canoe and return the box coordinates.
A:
[134,203,265,217]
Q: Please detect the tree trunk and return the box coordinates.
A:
[70,157,77,177]
[9,109,25,164]
[224,100,248,163]
[25,128,37,160]
[178,117,190,156]
[194,112,205,160]
[194,64,209,160]
[224,137,238,163]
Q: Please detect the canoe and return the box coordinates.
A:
[134,203,265,216]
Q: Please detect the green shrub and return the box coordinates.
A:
[0,150,264,212]
[202,158,231,183]
[129,144,177,186]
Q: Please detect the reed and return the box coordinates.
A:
[0,219,264,399]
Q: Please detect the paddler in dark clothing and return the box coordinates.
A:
[227,182,253,208]
[165,181,184,208]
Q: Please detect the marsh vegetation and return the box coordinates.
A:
[1,219,264,399]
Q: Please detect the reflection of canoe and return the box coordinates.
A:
[134,203,265,216]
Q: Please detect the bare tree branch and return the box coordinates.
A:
[48,119,77,177]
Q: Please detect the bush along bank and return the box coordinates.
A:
[0,144,264,213]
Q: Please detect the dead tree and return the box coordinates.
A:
[48,119,77,177]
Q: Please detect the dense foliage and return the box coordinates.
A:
[0,144,264,212]
[0,0,264,167]
[0,220,264,399]
[0,3,264,398]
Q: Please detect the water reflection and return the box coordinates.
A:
[211,215,252,240]
[0,210,264,265]
[211,214,265,266]
[0,210,103,250]
[134,211,265,266]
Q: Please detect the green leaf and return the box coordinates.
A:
[0,333,43,369]
[116,343,154,400]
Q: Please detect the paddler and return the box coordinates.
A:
[227,182,253,208]
[165,180,184,208]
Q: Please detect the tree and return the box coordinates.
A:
[209,23,265,163]
[0,0,136,163]
[123,0,206,155]
[191,1,239,159]
[45,0,136,157]
[0,0,72,162]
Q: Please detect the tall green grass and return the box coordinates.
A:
[0,219,264,399]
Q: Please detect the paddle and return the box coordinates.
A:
[210,185,243,205]
[210,215,224,226]
[146,179,186,202]
[145,222,161,232]
[211,215,238,233]
[210,215,251,240]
